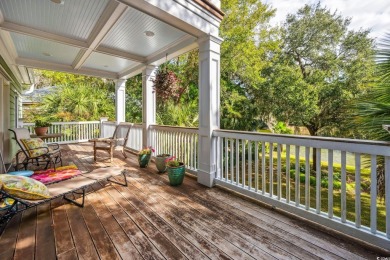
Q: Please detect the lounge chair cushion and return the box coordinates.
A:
[20,138,49,158]
[7,170,34,177]
[0,174,50,200]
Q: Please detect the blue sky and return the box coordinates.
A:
[264,0,390,40]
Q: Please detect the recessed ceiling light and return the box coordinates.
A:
[42,52,52,57]
[144,31,155,37]
[51,0,64,4]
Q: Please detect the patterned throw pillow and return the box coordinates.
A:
[0,174,51,200]
[20,138,48,158]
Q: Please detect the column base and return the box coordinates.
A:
[197,170,215,187]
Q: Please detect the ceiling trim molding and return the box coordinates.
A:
[0,22,89,48]
[16,57,118,79]
[72,1,128,70]
[0,30,18,61]
[118,63,146,79]
[0,30,24,84]
[0,55,21,89]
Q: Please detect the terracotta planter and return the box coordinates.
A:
[167,163,185,186]
[34,127,48,136]
[138,154,151,168]
[155,154,170,173]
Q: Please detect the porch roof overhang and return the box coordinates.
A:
[0,0,223,85]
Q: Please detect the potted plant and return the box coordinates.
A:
[138,146,154,168]
[34,119,52,136]
[155,153,170,173]
[165,156,185,186]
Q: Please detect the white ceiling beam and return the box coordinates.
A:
[72,1,128,70]
[16,57,118,79]
[95,46,146,63]
[0,22,88,48]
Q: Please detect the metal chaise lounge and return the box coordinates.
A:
[0,166,128,234]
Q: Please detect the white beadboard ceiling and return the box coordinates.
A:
[11,33,80,65]
[0,0,198,81]
[100,7,187,57]
[0,0,109,41]
[83,52,137,73]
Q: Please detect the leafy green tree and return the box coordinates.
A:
[125,75,143,123]
[34,69,107,88]
[36,83,115,121]
[274,3,375,137]
[220,0,279,130]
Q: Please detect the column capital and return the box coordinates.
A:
[115,79,126,86]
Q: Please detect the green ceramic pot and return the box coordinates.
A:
[138,154,151,168]
[167,163,185,186]
[155,154,170,173]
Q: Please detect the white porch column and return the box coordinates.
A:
[142,65,157,148]
[197,35,222,187]
[115,79,126,124]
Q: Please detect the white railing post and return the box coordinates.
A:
[17,118,24,128]
[100,117,108,138]
[142,65,157,149]
[197,35,222,187]
[115,79,126,124]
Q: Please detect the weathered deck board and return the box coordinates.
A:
[35,204,56,259]
[0,143,381,259]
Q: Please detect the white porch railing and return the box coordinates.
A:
[213,129,390,251]
[21,120,390,250]
[100,121,116,138]
[125,123,143,152]
[23,121,100,143]
[150,125,198,174]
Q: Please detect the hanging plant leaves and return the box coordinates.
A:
[152,68,183,103]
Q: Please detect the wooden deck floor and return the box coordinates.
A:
[0,143,382,259]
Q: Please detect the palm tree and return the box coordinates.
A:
[354,34,390,199]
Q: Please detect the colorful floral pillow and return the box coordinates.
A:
[0,174,51,200]
[20,138,48,158]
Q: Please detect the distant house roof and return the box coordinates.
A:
[22,86,57,105]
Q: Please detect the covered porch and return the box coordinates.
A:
[0,143,378,259]
[0,0,390,255]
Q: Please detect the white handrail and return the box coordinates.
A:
[23,121,101,144]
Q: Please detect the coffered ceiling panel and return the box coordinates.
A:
[100,6,188,57]
[83,52,137,73]
[11,33,80,65]
[0,0,109,41]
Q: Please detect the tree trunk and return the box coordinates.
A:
[306,125,319,172]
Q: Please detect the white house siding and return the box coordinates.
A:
[0,73,22,169]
